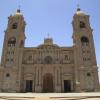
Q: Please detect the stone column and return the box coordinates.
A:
[55,67,61,92]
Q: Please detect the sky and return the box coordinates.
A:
[0,0,100,79]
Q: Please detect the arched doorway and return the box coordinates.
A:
[43,73,54,92]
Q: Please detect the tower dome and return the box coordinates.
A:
[13,9,23,17]
[75,8,86,16]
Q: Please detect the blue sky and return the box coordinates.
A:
[0,0,100,79]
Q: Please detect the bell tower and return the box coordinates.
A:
[1,9,26,67]
[73,8,99,91]
[0,9,26,92]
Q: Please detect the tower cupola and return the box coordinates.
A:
[13,9,22,17]
[75,7,86,16]
[7,8,26,32]
[44,38,53,45]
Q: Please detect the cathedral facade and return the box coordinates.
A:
[0,8,99,93]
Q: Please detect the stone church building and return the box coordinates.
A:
[0,8,99,93]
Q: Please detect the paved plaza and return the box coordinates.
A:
[0,93,100,100]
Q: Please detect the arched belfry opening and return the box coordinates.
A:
[81,36,89,46]
[43,73,54,92]
[8,37,16,46]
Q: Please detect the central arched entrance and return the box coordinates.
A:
[43,73,54,92]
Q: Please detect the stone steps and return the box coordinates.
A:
[0,93,100,100]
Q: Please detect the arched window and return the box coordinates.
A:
[12,23,18,29]
[81,36,89,46]
[8,37,16,46]
[80,21,85,28]
[44,56,53,64]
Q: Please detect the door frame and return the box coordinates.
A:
[63,80,71,92]
[42,73,54,92]
[25,80,33,92]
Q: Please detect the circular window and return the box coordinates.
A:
[44,56,53,64]
[6,73,10,77]
[87,73,91,77]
